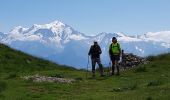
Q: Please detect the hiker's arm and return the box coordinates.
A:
[109,44,112,59]
[99,46,102,54]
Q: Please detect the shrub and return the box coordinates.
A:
[0,81,7,93]
[0,94,5,99]
[123,82,137,90]
[50,74,64,78]
[75,77,83,81]
[146,96,152,100]
[151,64,157,68]
[147,80,161,87]
[6,72,17,79]
[157,54,168,60]
[112,88,123,92]
[112,83,137,92]
[134,65,146,73]
[146,56,155,61]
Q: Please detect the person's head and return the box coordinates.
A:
[112,37,117,43]
[93,41,98,45]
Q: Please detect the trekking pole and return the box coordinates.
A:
[108,61,112,76]
[86,55,90,79]
[107,62,110,76]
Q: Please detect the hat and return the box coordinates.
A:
[112,37,117,40]
[93,40,98,43]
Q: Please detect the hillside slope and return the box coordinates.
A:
[0,43,75,73]
[0,43,170,100]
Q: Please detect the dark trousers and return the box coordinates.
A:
[111,60,119,75]
[111,55,120,75]
[91,57,103,75]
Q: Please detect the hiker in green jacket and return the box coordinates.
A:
[109,37,121,75]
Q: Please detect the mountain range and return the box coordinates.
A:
[0,21,170,68]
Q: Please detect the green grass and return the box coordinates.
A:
[0,43,170,100]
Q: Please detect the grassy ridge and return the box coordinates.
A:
[0,43,170,100]
[0,43,76,73]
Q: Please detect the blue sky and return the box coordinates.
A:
[0,0,170,35]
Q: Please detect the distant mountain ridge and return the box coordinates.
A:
[0,20,170,68]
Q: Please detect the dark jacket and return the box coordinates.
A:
[88,44,102,58]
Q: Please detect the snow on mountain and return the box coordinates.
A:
[139,31,170,42]
[0,32,7,40]
[138,31,170,48]
[2,21,88,47]
[10,26,28,34]
[0,21,170,68]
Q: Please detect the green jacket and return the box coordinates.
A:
[109,42,121,56]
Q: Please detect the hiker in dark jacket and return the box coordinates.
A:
[109,37,121,75]
[88,41,104,77]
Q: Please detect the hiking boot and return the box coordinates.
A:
[92,74,95,78]
[109,73,114,76]
[111,72,115,75]
[100,74,105,77]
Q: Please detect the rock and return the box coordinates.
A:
[21,74,75,84]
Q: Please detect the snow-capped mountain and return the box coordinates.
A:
[0,21,170,68]
[138,31,170,48]
[0,32,7,40]
[3,21,87,45]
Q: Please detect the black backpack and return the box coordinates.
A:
[91,45,101,55]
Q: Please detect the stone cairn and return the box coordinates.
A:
[119,50,147,69]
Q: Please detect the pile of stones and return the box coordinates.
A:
[22,74,75,84]
[120,53,147,69]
